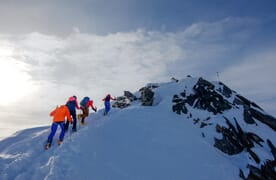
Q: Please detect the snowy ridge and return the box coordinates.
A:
[0,77,275,180]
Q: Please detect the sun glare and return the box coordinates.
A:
[0,49,33,105]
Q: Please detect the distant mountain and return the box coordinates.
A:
[0,76,275,180]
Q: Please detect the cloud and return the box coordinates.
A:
[221,48,276,115]
[0,17,275,133]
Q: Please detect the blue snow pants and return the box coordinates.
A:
[104,101,111,114]
[47,122,65,144]
[65,110,77,130]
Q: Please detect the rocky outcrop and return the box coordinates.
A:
[172,94,188,114]
[172,77,232,115]
[113,86,155,108]
[214,117,276,180]
[217,82,233,98]
[243,106,256,124]
[139,87,154,106]
[239,139,276,180]
[214,117,264,157]
[124,91,137,101]
[188,78,232,114]
[171,77,276,179]
[249,108,276,131]
[234,94,276,130]
[172,77,276,130]
[112,91,137,109]
[112,96,131,109]
[245,161,276,180]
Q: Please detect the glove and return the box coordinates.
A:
[94,107,97,112]
[70,121,73,124]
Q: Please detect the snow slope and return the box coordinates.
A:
[0,77,275,180]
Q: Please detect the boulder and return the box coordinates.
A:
[124,91,137,101]
[139,87,154,106]
[112,96,131,109]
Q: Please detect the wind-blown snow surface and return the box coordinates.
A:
[0,78,274,180]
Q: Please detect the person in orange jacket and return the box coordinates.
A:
[79,96,97,124]
[45,105,72,149]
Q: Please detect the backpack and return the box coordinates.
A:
[66,100,77,112]
[80,97,90,107]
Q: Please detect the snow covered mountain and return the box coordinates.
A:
[0,77,275,180]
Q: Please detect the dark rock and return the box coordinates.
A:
[124,91,137,101]
[204,117,211,121]
[247,148,260,164]
[215,119,276,179]
[139,87,154,106]
[234,119,254,149]
[233,97,244,106]
[214,118,264,158]
[214,123,244,155]
[193,118,200,124]
[249,108,276,131]
[233,94,276,130]
[218,82,233,98]
[247,165,264,180]
[214,136,243,155]
[247,133,264,147]
[215,124,223,133]
[172,95,188,114]
[251,102,263,111]
[247,161,276,180]
[196,77,215,89]
[261,160,276,180]
[239,169,246,180]
[236,94,252,107]
[171,77,179,82]
[186,95,197,106]
[180,90,186,98]
[112,96,131,109]
[200,122,208,128]
[267,139,276,160]
[243,106,256,124]
[172,95,183,103]
[185,77,232,114]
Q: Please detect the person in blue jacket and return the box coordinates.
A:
[65,95,80,132]
[102,94,116,115]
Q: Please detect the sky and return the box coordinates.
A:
[1,78,275,179]
[0,0,276,139]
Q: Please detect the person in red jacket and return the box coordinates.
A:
[79,97,97,124]
[45,105,72,149]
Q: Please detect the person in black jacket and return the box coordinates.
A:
[65,95,80,132]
